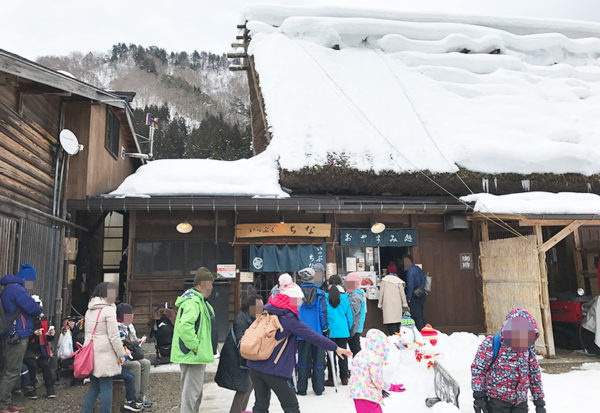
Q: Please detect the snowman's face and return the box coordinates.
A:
[398,326,416,344]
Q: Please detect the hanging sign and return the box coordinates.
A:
[250,243,326,272]
[217,264,236,278]
[339,229,417,247]
[236,223,331,238]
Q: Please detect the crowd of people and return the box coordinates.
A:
[0,261,547,413]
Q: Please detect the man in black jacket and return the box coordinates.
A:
[215,294,263,413]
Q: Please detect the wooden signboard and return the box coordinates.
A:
[236,223,331,238]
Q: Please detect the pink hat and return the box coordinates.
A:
[278,273,294,292]
[345,272,362,291]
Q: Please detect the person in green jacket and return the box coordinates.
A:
[171,267,216,413]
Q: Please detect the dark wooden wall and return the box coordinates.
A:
[0,84,58,213]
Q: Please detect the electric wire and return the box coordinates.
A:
[290,38,524,238]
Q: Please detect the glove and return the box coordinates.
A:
[473,391,487,413]
[388,384,406,393]
[534,399,546,413]
[323,329,330,337]
[382,390,390,399]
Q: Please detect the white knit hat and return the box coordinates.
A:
[281,283,304,300]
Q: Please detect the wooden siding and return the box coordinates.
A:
[66,104,137,199]
[0,99,57,212]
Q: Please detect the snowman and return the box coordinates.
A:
[393,312,424,351]
[415,324,442,369]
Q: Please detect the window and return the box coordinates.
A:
[105,109,120,158]
[133,240,233,278]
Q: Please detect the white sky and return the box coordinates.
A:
[2,0,600,60]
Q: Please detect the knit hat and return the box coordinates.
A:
[117,303,134,319]
[17,264,36,281]
[420,324,438,346]
[281,283,304,300]
[312,263,325,274]
[194,267,215,285]
[345,272,361,291]
[278,273,294,292]
[401,311,415,327]
[298,267,315,283]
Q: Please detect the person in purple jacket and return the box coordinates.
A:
[247,282,352,413]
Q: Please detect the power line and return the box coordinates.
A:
[290,38,524,238]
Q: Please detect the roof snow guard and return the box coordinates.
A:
[241,6,600,177]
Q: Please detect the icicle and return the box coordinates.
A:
[494,177,498,192]
[482,178,489,193]
[521,180,531,191]
[587,183,592,193]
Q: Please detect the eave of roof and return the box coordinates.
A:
[0,48,141,155]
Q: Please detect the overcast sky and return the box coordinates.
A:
[2,0,600,60]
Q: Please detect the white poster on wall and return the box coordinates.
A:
[217,264,236,278]
[346,257,357,272]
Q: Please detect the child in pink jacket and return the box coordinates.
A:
[348,329,404,412]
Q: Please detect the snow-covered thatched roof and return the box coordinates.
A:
[243,6,600,177]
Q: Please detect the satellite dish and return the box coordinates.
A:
[59,129,84,155]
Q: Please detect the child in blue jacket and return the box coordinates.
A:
[297,267,329,395]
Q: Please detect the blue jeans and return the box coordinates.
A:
[297,341,325,395]
[116,368,137,401]
[82,376,113,413]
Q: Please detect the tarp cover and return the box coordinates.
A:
[250,243,326,272]
[582,296,600,348]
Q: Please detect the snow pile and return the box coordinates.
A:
[461,192,600,215]
[109,152,289,198]
[201,329,600,412]
[243,6,600,176]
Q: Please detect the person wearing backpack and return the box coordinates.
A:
[324,275,353,387]
[0,264,42,413]
[296,267,329,396]
[116,303,152,409]
[171,267,217,413]
[215,293,263,413]
[471,308,546,413]
[246,281,352,413]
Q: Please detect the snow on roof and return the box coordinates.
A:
[244,6,600,176]
[109,153,289,198]
[461,192,600,215]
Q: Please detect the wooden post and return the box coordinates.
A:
[126,211,136,303]
[534,225,556,358]
[573,228,586,289]
[481,219,489,242]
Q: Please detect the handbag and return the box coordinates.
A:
[71,308,102,379]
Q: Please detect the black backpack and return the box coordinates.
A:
[0,285,22,338]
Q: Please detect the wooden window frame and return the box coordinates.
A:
[105,108,120,159]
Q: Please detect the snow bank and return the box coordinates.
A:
[244,6,600,176]
[202,329,600,412]
[109,152,289,198]
[461,192,600,215]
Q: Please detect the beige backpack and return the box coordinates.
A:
[240,311,289,362]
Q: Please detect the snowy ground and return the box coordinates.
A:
[200,332,600,413]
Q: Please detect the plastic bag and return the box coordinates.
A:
[57,329,74,359]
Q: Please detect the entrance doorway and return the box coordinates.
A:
[379,246,410,281]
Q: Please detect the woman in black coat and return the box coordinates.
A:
[215,294,263,413]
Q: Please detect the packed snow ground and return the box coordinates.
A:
[461,192,600,215]
[109,152,288,198]
[197,331,599,412]
[244,6,600,176]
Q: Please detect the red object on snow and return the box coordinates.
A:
[550,301,584,323]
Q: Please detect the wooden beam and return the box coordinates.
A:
[229,66,249,72]
[540,221,584,252]
[231,43,245,48]
[227,52,248,59]
[573,228,586,289]
[520,219,600,227]
[468,214,523,221]
[481,219,489,242]
[534,225,556,358]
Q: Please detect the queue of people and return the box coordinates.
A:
[2,262,547,413]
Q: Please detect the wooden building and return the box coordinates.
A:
[69,10,600,357]
[0,49,142,323]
